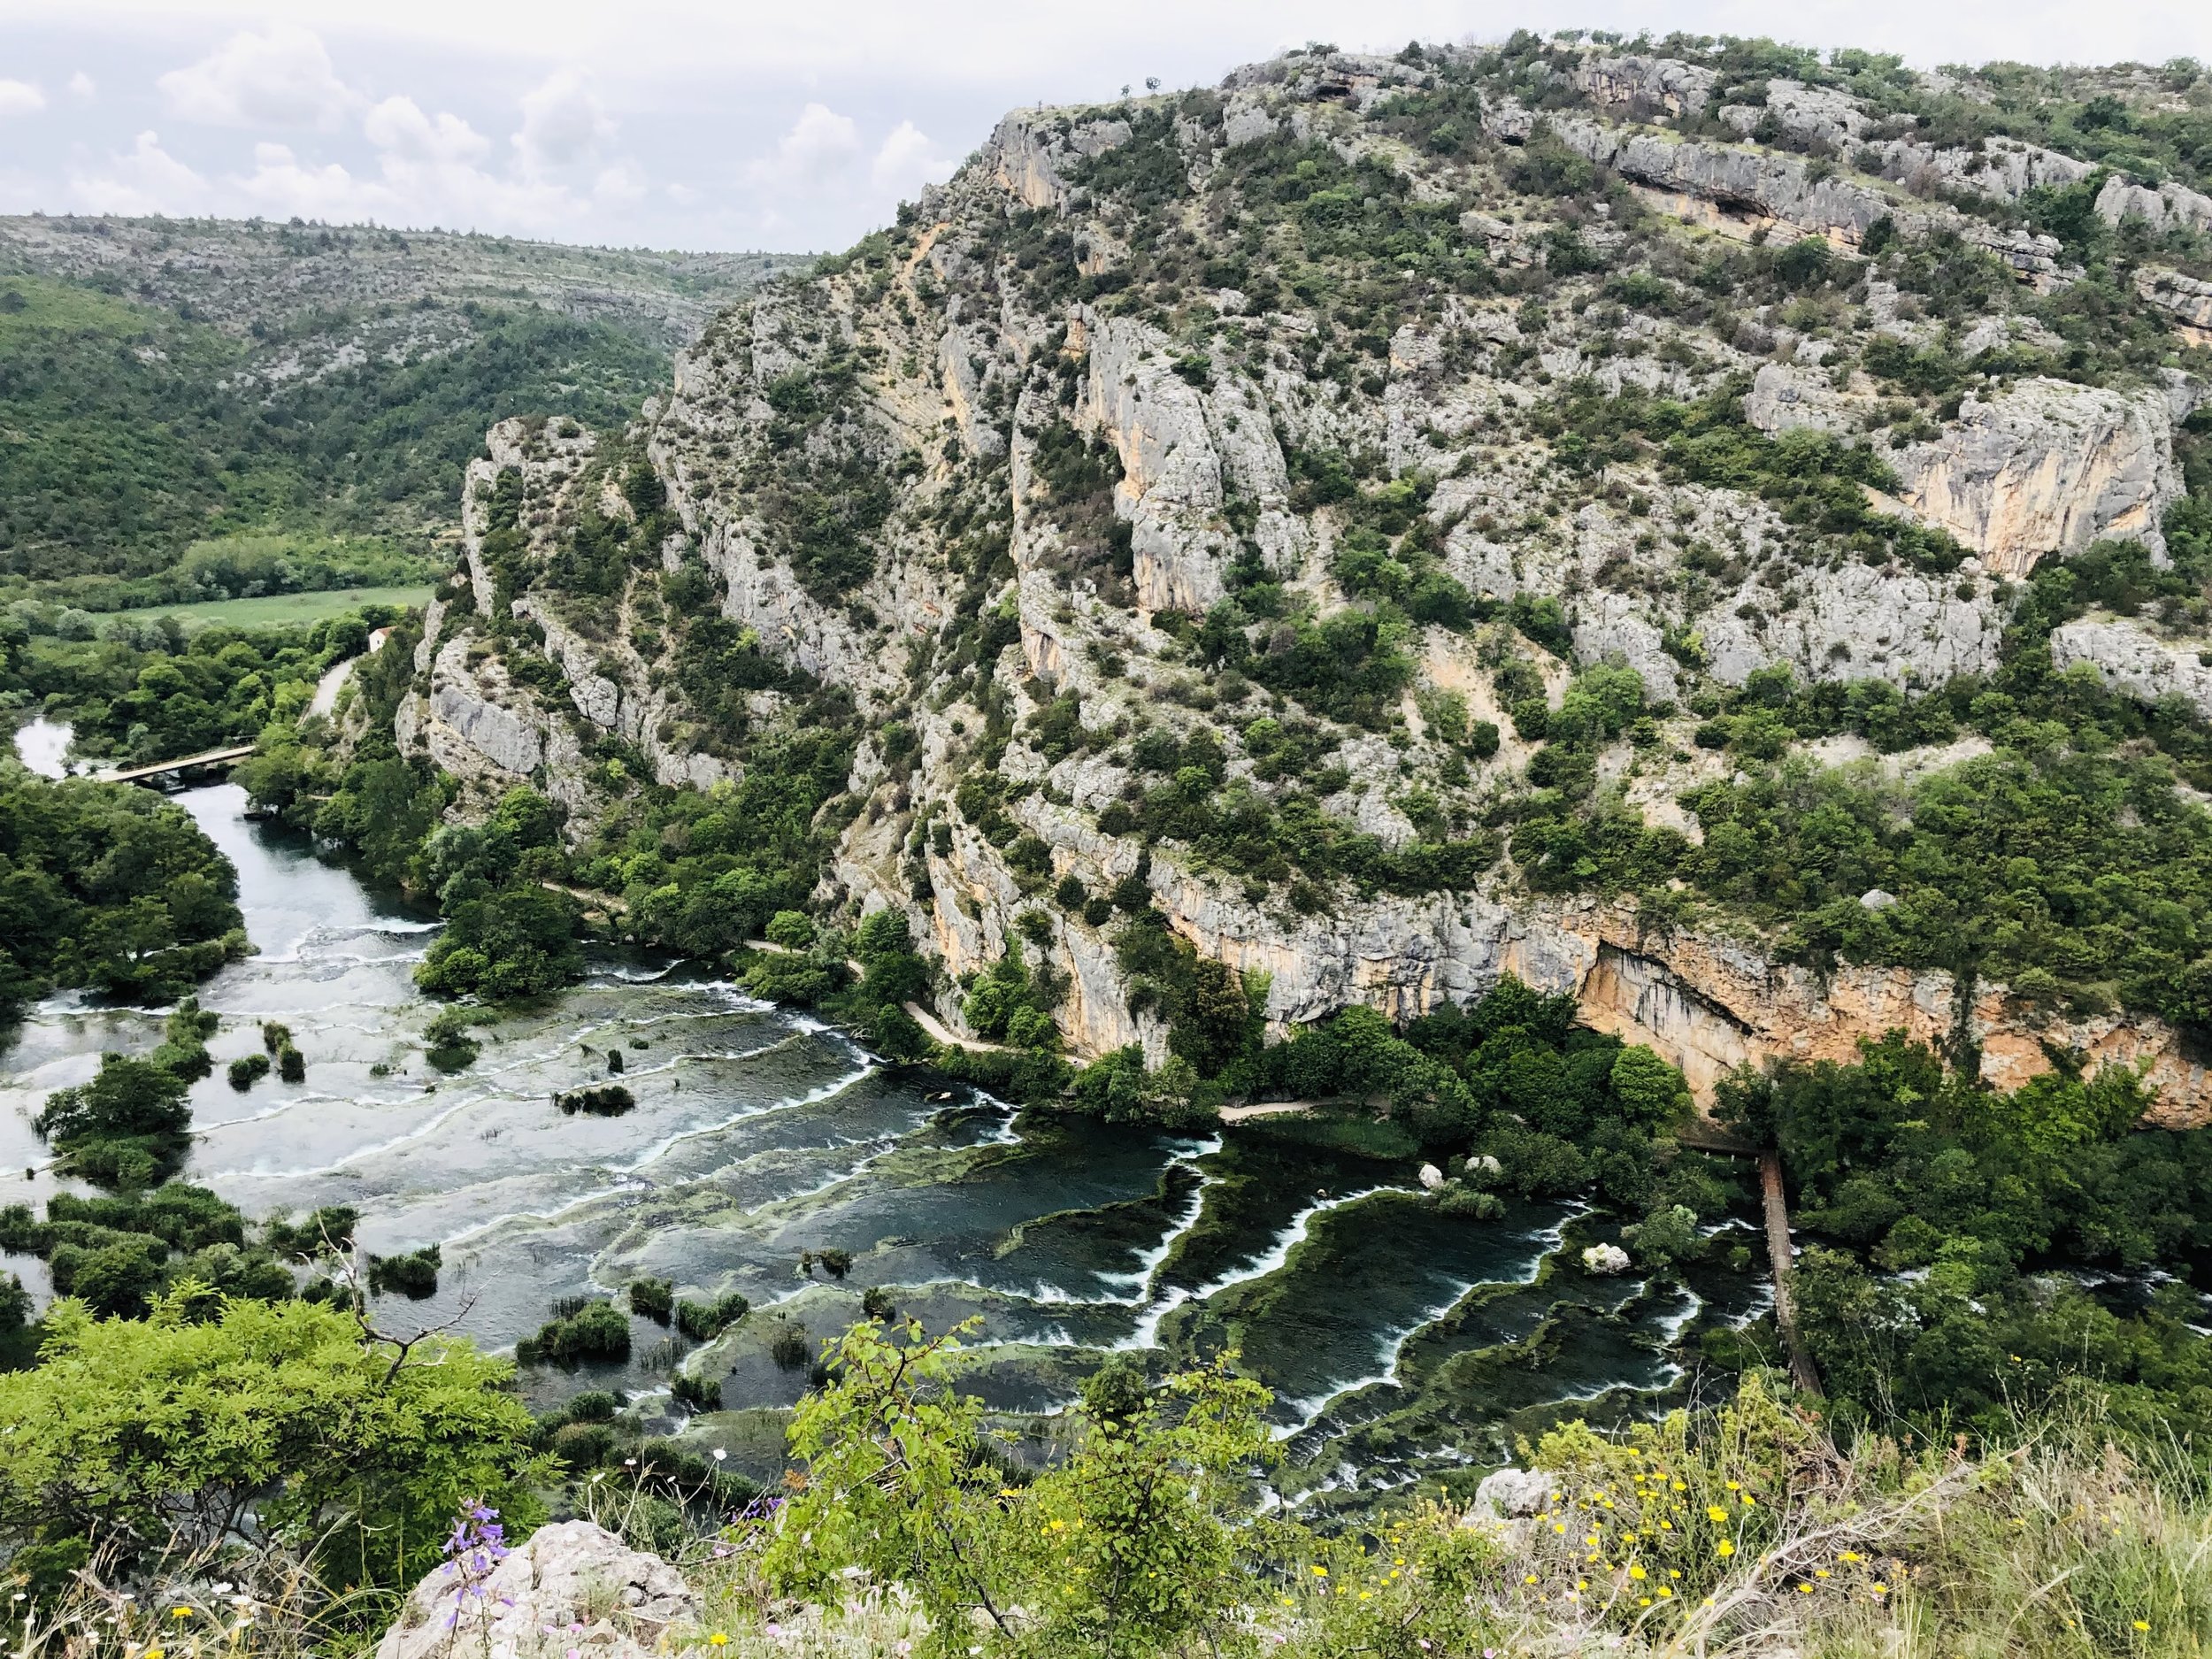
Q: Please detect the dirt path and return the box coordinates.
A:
[1218,1101,1318,1123]
[308,625,392,717]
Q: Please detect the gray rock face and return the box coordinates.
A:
[428,637,551,776]
[986,113,1130,211]
[2139,268,2212,342]
[1484,103,2068,282]
[2052,617,2212,720]
[1572,54,1717,115]
[1721,79,1870,149]
[1880,380,2180,570]
[374,1521,695,1659]
[1070,306,1297,615]
[1870,134,2093,205]
[1700,560,2007,689]
[1743,361,1865,435]
[2098,175,2212,236]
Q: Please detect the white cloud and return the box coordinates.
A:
[871,119,955,197]
[157,25,359,131]
[67,130,211,215]
[67,72,96,100]
[365,96,491,165]
[747,102,861,192]
[513,70,615,173]
[0,81,46,118]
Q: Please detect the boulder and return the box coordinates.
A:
[1418,1162,1446,1191]
[1581,1243,1632,1275]
[1465,1465,1556,1523]
[376,1521,695,1659]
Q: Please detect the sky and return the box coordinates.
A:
[2,1,2208,254]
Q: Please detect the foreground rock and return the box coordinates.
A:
[375,1521,697,1659]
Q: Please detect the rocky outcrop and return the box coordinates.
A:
[403,632,596,826]
[1878,379,2180,570]
[1067,308,1299,616]
[460,419,598,613]
[1480,99,2069,282]
[1720,80,1871,150]
[375,1521,695,1659]
[1698,558,2008,689]
[1743,361,1867,436]
[987,113,1131,211]
[2052,615,2212,721]
[2098,175,2212,236]
[1574,912,2210,1125]
[2138,268,2212,345]
[1572,54,1717,117]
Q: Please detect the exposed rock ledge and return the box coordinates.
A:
[2052,615,2212,722]
[1135,872,2209,1125]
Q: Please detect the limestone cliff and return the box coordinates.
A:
[423,38,2212,1123]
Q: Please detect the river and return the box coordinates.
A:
[3,720,1766,1514]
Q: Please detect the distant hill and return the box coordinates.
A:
[0,216,809,599]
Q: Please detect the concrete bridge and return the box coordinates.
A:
[95,743,257,787]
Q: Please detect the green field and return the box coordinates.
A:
[106,585,435,631]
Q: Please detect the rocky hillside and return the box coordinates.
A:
[396,35,2212,1118]
[0,214,804,356]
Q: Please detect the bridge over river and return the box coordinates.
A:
[94,743,257,786]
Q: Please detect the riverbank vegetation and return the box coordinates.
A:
[0,770,246,1022]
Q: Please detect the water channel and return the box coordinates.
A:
[3,720,1768,1514]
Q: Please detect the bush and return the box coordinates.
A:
[34,1054,193,1189]
[424,1006,481,1071]
[556,1085,635,1117]
[674,1291,750,1342]
[227,1052,271,1090]
[0,1293,548,1592]
[671,1371,723,1411]
[628,1277,674,1323]
[366,1244,441,1301]
[264,1205,357,1262]
[764,910,816,949]
[524,1299,632,1367]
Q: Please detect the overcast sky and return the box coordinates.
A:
[3,1,2208,254]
